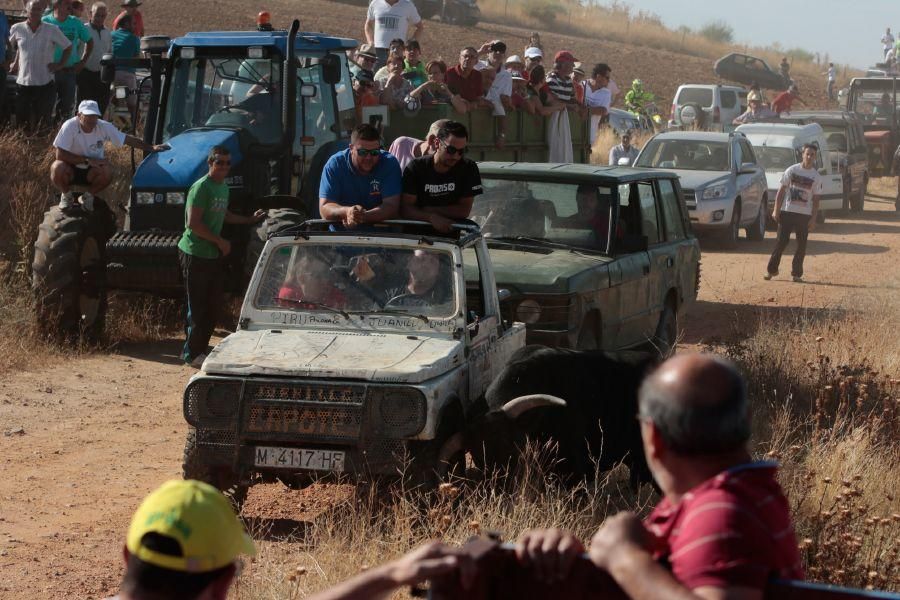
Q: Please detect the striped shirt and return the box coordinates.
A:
[545,71,574,103]
[644,461,803,590]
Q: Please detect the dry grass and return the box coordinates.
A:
[230,293,900,597]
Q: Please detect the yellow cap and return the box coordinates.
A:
[126,480,256,573]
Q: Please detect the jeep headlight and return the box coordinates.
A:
[701,184,729,200]
[166,191,185,205]
[135,191,154,205]
[515,299,542,324]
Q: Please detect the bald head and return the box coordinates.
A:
[638,354,750,456]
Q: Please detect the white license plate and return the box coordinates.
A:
[254,446,345,472]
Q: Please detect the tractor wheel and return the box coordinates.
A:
[183,428,247,511]
[244,208,308,284]
[32,202,115,343]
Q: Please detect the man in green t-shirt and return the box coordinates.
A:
[43,0,93,121]
[178,145,265,367]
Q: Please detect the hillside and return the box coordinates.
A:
[134,0,832,113]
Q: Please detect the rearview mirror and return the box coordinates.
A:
[320,54,342,85]
[739,162,757,175]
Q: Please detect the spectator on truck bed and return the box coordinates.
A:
[407,60,466,113]
[446,46,486,112]
[378,56,413,109]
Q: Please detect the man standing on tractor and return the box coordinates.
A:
[624,79,654,116]
[51,99,166,210]
[178,146,266,368]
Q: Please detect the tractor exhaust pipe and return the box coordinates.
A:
[281,19,300,192]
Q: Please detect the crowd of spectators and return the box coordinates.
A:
[3,0,144,133]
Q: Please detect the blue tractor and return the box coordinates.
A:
[32,21,357,340]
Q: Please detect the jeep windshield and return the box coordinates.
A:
[254,243,458,319]
[471,179,615,254]
[752,146,799,172]
[635,139,731,171]
[163,54,284,144]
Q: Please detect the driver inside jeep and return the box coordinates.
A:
[276,255,348,309]
[380,249,453,309]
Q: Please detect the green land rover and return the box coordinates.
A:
[468,163,701,354]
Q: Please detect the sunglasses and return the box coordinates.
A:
[355,148,381,157]
[440,139,467,156]
[213,159,231,166]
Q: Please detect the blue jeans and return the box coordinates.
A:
[54,69,78,122]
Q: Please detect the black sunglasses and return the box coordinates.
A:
[355,148,381,157]
[440,139,467,156]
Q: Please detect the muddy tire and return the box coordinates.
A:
[32,202,115,343]
[651,298,678,358]
[719,201,741,248]
[747,196,767,241]
[182,428,247,511]
[850,176,866,212]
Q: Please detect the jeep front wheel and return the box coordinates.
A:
[183,428,247,511]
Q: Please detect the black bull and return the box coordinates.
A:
[441,346,658,486]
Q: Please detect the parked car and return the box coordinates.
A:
[415,0,480,25]
[736,122,844,223]
[668,84,747,132]
[608,107,652,135]
[633,131,768,247]
[775,110,870,212]
[470,163,701,353]
[714,53,790,90]
[182,221,526,503]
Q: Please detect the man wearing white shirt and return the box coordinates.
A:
[882,28,895,59]
[51,99,166,210]
[609,131,639,166]
[8,0,72,132]
[364,0,423,70]
[77,1,112,114]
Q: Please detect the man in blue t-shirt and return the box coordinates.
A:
[319,123,402,228]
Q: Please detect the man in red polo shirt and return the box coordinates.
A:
[446,46,484,110]
[516,353,803,600]
[771,85,806,115]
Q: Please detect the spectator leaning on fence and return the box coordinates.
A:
[516,353,804,600]
[364,0,422,70]
[478,39,513,148]
[43,0,93,123]
[583,62,611,145]
[374,37,405,83]
[9,0,72,133]
[546,50,578,106]
[408,60,466,113]
[446,46,485,113]
[112,0,142,37]
[378,56,413,109]
[77,1,112,115]
[107,479,256,600]
[523,45,542,74]
[350,43,377,79]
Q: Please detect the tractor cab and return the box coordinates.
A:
[847,77,900,176]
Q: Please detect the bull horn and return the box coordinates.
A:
[500,394,567,419]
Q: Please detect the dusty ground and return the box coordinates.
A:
[1,192,898,597]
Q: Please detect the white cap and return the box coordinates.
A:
[78,100,102,116]
[505,54,523,65]
[524,46,543,59]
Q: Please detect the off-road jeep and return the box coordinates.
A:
[182,221,525,505]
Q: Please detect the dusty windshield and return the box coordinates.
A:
[163,55,284,144]
[470,179,615,253]
[752,146,798,172]
[254,244,457,319]
[851,90,899,125]
[635,139,731,171]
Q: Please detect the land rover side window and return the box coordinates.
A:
[657,179,686,241]
[637,182,661,245]
[720,90,737,110]
[472,179,614,253]
[254,244,458,319]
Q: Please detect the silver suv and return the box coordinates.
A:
[634,131,768,247]
[669,84,747,132]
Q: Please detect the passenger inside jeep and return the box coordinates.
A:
[382,250,453,311]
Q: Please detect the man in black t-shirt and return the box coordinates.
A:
[400,120,483,232]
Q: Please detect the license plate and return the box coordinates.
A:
[254,446,345,472]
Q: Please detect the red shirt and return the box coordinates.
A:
[446,65,483,102]
[771,92,794,114]
[644,462,803,590]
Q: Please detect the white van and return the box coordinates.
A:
[669,84,747,132]
[735,122,844,222]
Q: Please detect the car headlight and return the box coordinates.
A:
[701,184,729,200]
[166,191,185,205]
[515,299,541,324]
[135,191,154,205]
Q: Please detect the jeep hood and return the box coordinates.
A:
[132,129,243,189]
[201,329,464,383]
[486,248,610,292]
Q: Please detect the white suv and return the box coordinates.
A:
[669,84,748,132]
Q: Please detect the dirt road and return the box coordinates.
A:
[1,197,898,598]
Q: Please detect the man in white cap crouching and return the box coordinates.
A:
[50,98,167,210]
